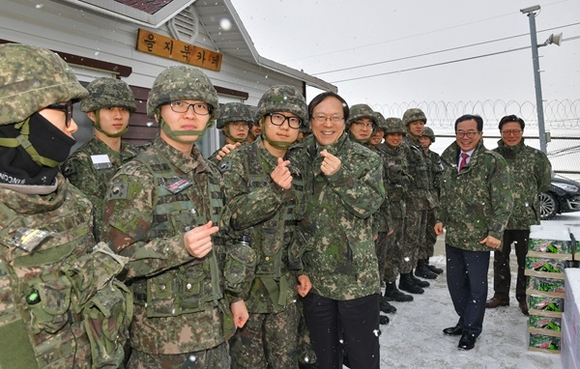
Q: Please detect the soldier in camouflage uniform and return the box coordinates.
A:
[346,104,377,145]
[0,43,132,369]
[418,126,444,275]
[220,85,309,369]
[486,115,551,316]
[103,65,250,369]
[289,91,384,369]
[400,108,438,295]
[365,111,396,323]
[435,114,513,350]
[378,118,414,303]
[247,105,261,143]
[207,102,253,163]
[61,77,142,241]
[368,111,386,149]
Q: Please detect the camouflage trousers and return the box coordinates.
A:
[422,207,438,259]
[126,342,230,369]
[374,231,389,283]
[384,217,404,282]
[230,302,299,369]
[400,209,427,273]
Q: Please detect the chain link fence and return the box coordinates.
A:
[373,99,580,181]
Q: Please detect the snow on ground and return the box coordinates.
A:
[377,212,580,368]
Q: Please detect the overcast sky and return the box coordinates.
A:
[230,0,579,106]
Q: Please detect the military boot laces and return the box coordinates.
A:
[399,273,424,294]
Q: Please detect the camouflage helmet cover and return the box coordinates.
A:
[373,111,388,130]
[0,44,88,125]
[147,65,219,123]
[346,104,377,128]
[255,85,308,124]
[421,126,436,142]
[402,108,427,126]
[80,77,136,114]
[385,117,406,135]
[217,102,254,129]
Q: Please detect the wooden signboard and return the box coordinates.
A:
[136,28,222,71]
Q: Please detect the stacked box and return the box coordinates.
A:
[562,269,580,367]
[526,225,572,354]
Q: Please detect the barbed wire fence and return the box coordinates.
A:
[372,99,580,180]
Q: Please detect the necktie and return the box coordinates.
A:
[458,152,469,172]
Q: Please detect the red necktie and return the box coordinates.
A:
[458,152,469,172]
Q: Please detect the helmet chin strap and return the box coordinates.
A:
[0,118,62,168]
[348,131,370,144]
[224,125,245,143]
[93,111,128,138]
[159,116,208,143]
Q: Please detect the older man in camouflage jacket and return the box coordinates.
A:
[486,115,552,316]
[290,91,384,369]
[435,114,513,351]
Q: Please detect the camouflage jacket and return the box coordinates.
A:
[494,138,552,230]
[425,149,444,207]
[61,137,142,241]
[0,174,130,369]
[103,136,235,355]
[220,137,304,314]
[438,140,514,251]
[377,143,411,219]
[289,133,383,300]
[402,136,436,210]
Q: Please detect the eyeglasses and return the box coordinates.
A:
[456,130,479,138]
[46,103,74,127]
[169,101,211,115]
[501,129,523,136]
[267,113,302,129]
[353,120,374,128]
[229,121,249,129]
[311,115,344,124]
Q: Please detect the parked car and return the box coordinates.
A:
[540,174,580,220]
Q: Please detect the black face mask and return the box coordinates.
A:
[0,113,76,186]
[28,112,76,164]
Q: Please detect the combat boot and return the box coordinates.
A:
[415,259,438,279]
[426,258,444,274]
[399,273,424,294]
[384,281,413,302]
[380,297,397,313]
[411,273,430,288]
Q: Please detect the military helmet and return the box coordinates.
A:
[248,105,258,127]
[80,77,136,114]
[421,126,436,142]
[147,65,219,123]
[385,117,406,135]
[255,85,308,124]
[402,108,427,126]
[0,44,88,125]
[373,111,388,131]
[346,104,377,128]
[217,102,254,129]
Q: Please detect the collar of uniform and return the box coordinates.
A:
[152,136,206,175]
[0,172,65,209]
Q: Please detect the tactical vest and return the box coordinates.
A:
[0,183,130,369]
[244,144,304,307]
[131,150,225,318]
